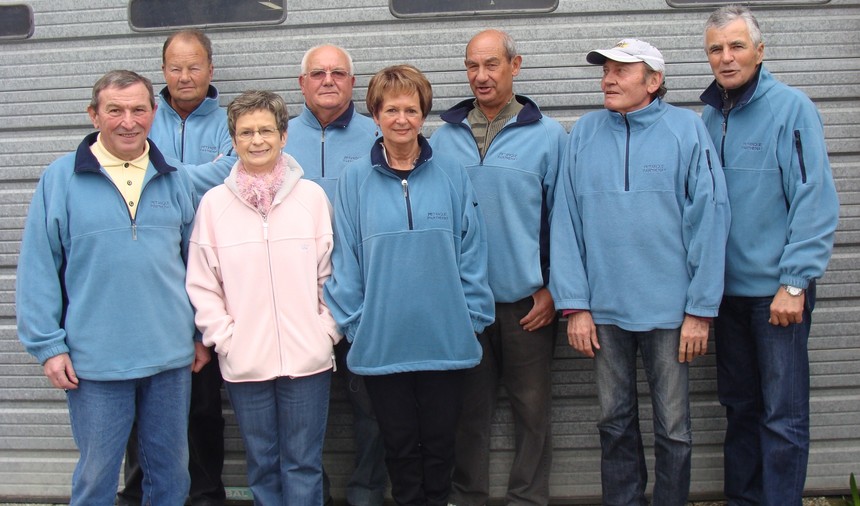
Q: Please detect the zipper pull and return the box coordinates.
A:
[331,352,337,372]
[401,179,408,198]
[262,220,269,241]
[132,222,137,241]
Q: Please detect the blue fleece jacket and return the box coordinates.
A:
[323,136,494,375]
[150,85,236,195]
[284,102,378,201]
[430,96,567,303]
[16,132,197,380]
[550,98,731,330]
[701,66,839,297]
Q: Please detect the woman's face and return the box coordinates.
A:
[374,91,424,151]
[232,109,286,174]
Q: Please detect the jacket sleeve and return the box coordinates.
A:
[776,98,839,288]
[313,189,342,345]
[15,169,71,364]
[322,170,366,342]
[185,196,235,354]
[457,165,495,333]
[181,155,237,197]
[539,120,568,287]
[548,129,592,311]
[682,119,731,317]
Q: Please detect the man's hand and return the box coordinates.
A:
[192,341,212,373]
[567,311,599,358]
[519,287,556,332]
[43,353,79,390]
[769,287,805,327]
[679,314,710,363]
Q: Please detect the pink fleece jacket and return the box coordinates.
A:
[186,154,341,382]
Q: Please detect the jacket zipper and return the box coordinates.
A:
[623,116,631,191]
[794,130,808,184]
[705,149,716,196]
[261,214,285,372]
[320,128,326,178]
[179,118,186,161]
[100,170,162,240]
[720,112,729,163]
[401,179,414,230]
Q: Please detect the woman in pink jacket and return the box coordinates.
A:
[186,90,339,506]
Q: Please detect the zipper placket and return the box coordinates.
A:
[261,213,285,372]
[401,179,414,230]
[705,149,716,197]
[720,112,729,163]
[100,170,162,240]
[320,128,327,178]
[179,118,187,161]
[794,130,808,183]
[623,116,631,191]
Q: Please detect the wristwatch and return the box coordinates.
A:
[783,285,804,296]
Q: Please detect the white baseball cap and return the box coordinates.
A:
[586,38,665,73]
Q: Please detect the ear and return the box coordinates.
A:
[755,43,765,65]
[87,106,99,129]
[279,131,288,150]
[646,71,663,95]
[510,55,523,77]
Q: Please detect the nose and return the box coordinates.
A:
[179,68,191,81]
[721,47,734,63]
[120,110,136,129]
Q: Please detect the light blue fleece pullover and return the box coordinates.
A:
[700,66,839,296]
[430,96,567,303]
[16,133,197,380]
[284,102,378,201]
[323,137,494,375]
[550,98,731,331]
[150,85,235,195]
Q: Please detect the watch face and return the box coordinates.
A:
[786,285,803,296]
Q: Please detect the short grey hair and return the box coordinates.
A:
[705,5,763,48]
[300,44,354,75]
[226,90,289,138]
[468,29,519,61]
[90,70,154,111]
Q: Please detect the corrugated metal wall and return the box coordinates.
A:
[1,0,858,502]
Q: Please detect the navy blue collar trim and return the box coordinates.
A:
[73,131,177,175]
[700,65,762,111]
[440,95,542,126]
[370,135,433,171]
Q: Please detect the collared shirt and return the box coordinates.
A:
[467,96,523,158]
[90,135,150,218]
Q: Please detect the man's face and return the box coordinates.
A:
[87,83,156,161]
[465,31,521,117]
[299,46,355,118]
[705,18,764,90]
[600,60,660,115]
[162,36,214,113]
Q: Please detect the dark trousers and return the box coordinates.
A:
[364,370,464,506]
[117,351,226,506]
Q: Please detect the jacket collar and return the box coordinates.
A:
[73,131,176,175]
[606,97,668,131]
[158,85,221,118]
[370,135,433,174]
[298,101,357,130]
[440,94,542,126]
[700,64,767,111]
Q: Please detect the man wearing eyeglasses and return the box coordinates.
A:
[117,29,234,506]
[429,29,567,506]
[284,44,384,506]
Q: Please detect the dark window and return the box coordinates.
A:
[390,0,557,18]
[128,0,286,31]
[668,0,827,6]
[0,4,34,40]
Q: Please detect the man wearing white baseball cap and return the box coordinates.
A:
[550,39,730,506]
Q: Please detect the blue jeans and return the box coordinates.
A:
[594,325,691,506]
[225,370,331,506]
[715,287,814,506]
[66,366,191,506]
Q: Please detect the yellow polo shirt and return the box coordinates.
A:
[90,135,150,219]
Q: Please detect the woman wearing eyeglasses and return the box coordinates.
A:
[324,65,495,506]
[185,90,339,505]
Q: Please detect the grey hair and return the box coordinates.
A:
[89,70,154,110]
[705,5,763,48]
[300,44,354,75]
[226,90,289,138]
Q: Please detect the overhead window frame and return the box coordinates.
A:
[667,0,829,7]
[0,4,35,40]
[128,0,287,32]
[389,0,558,19]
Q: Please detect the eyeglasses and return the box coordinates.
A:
[236,128,279,142]
[305,68,351,81]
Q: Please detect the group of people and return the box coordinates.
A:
[14,4,839,506]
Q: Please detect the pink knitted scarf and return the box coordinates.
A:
[235,157,286,217]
